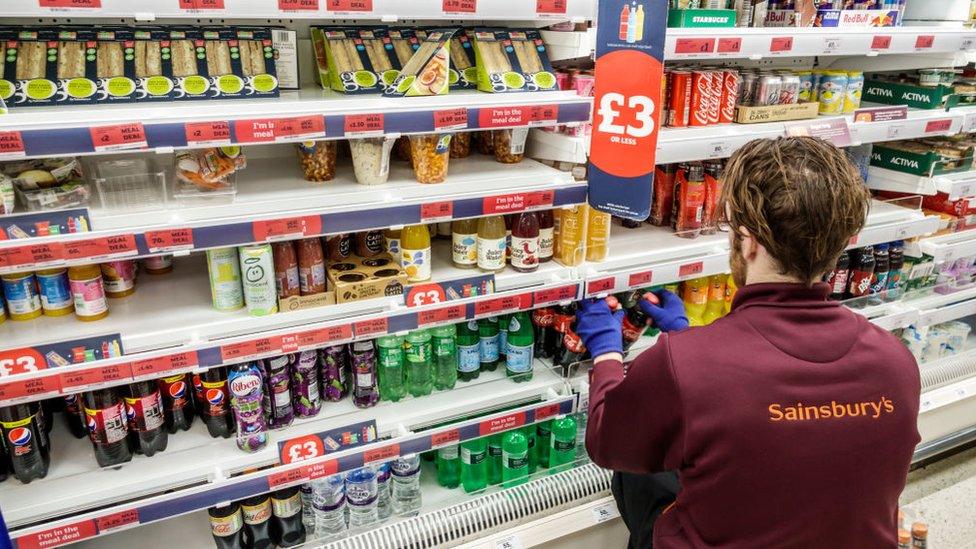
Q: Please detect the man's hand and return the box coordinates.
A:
[639,290,690,332]
[576,298,625,358]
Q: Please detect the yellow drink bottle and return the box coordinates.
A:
[585,205,611,262]
[400,224,432,282]
[682,276,708,327]
[701,274,727,325]
[724,273,736,315]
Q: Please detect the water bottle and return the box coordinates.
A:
[375,462,393,521]
[391,454,423,517]
[346,467,379,529]
[311,475,346,538]
[300,484,316,537]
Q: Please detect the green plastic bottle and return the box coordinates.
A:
[487,433,503,485]
[377,335,406,402]
[404,329,434,397]
[536,420,552,469]
[498,313,509,360]
[505,311,534,382]
[549,415,578,472]
[460,437,488,493]
[431,325,458,391]
[478,317,500,372]
[501,429,529,488]
[436,444,461,488]
[457,320,481,382]
[523,424,538,474]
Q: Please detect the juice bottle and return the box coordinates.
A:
[101,260,136,299]
[297,238,326,295]
[384,228,402,257]
[538,210,554,263]
[701,274,727,325]
[504,214,513,262]
[35,268,73,317]
[510,212,540,273]
[682,276,708,327]
[1,272,42,321]
[451,218,478,269]
[68,264,109,322]
[585,205,611,262]
[557,206,587,266]
[400,224,431,282]
[476,216,506,272]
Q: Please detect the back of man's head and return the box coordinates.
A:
[720,136,871,285]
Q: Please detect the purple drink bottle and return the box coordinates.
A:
[319,345,350,402]
[291,350,321,418]
[263,355,295,429]
[351,341,379,409]
[228,362,268,452]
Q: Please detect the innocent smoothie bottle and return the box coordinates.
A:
[400,224,432,282]
[68,264,109,322]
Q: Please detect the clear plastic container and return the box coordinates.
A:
[174,172,237,207]
[94,158,167,211]
[15,183,91,212]
[408,133,451,184]
[349,137,395,185]
[475,131,494,155]
[450,132,471,159]
[297,141,337,182]
[493,128,528,164]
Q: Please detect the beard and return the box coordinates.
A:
[730,233,747,288]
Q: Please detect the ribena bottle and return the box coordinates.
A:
[123,381,168,456]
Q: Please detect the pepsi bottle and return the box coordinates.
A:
[158,374,195,433]
[123,381,168,456]
[61,394,88,439]
[198,367,235,439]
[0,403,50,483]
[83,388,132,468]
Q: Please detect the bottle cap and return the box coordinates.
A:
[604,296,619,309]
[911,522,928,538]
[897,529,910,544]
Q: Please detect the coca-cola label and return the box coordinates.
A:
[553,313,573,334]
[210,510,244,537]
[563,330,585,353]
[124,392,165,432]
[691,72,711,125]
[621,316,644,343]
[533,308,555,327]
[85,402,127,444]
[272,492,303,518]
[241,498,272,525]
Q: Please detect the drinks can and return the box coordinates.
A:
[667,70,693,127]
[739,71,758,106]
[689,70,712,126]
[809,70,824,102]
[207,248,245,312]
[843,70,864,113]
[779,74,800,104]
[817,71,848,115]
[797,70,814,102]
[719,69,740,123]
[705,69,722,125]
[756,74,782,106]
[238,244,278,316]
[733,0,753,26]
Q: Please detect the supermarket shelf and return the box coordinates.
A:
[4,370,575,546]
[866,166,976,199]
[917,350,976,455]
[527,129,590,164]
[1,0,595,22]
[665,25,976,61]
[0,157,588,274]
[0,88,592,160]
[541,28,596,61]
[920,229,976,263]
[866,286,976,330]
[658,105,973,165]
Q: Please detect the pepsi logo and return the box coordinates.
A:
[87,415,97,433]
[125,403,137,422]
[168,381,187,399]
[230,374,261,396]
[7,427,30,446]
[206,388,225,406]
[193,376,203,392]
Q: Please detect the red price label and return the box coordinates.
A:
[95,510,139,534]
[17,520,98,549]
[354,318,389,338]
[529,104,560,125]
[434,108,469,130]
[326,0,372,10]
[64,235,137,261]
[252,215,322,241]
[443,0,476,13]
[59,364,133,391]
[717,37,742,54]
[587,277,616,295]
[533,284,579,306]
[534,403,561,421]
[235,119,283,143]
[925,119,953,133]
[268,468,309,489]
[0,131,26,160]
[131,352,198,378]
[479,411,526,435]
[871,35,892,50]
[363,443,400,464]
[280,335,299,354]
[678,261,704,278]
[220,337,279,363]
[344,114,384,136]
[306,459,340,480]
[280,434,326,464]
[478,106,527,128]
[770,37,793,53]
[89,123,147,152]
[536,0,567,14]
[421,201,454,222]
[145,228,194,253]
[483,191,554,215]
[674,38,715,55]
[0,376,60,401]
[282,115,327,140]
[39,0,101,7]
[296,325,353,348]
[915,35,935,49]
[178,0,225,8]
[430,429,460,448]
[279,0,319,10]
[628,271,653,287]
[0,242,64,269]
[184,121,231,146]
[417,304,466,326]
[0,348,47,376]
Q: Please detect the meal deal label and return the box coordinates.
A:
[39,0,101,8]
[89,123,148,152]
[178,0,225,9]
[279,0,319,10]
[185,121,231,147]
[326,0,372,11]
[588,0,666,221]
[0,131,26,160]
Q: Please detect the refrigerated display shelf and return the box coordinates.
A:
[665,25,976,61]
[867,166,976,199]
[917,344,976,456]
[920,229,976,263]
[861,286,976,330]
[541,28,596,62]
[0,157,587,274]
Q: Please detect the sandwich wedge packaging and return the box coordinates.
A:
[202,26,280,99]
[56,27,99,104]
[388,28,421,68]
[448,28,477,90]
[509,29,557,92]
[358,27,402,91]
[1,27,63,107]
[166,27,211,101]
[320,27,385,94]
[384,27,456,97]
[95,27,140,103]
[311,27,330,89]
[473,28,557,93]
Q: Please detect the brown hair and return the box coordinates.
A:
[719,136,870,285]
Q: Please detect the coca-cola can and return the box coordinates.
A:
[719,69,740,123]
[667,70,693,127]
[689,70,712,127]
[756,74,782,106]
[706,70,722,125]
[779,73,800,104]
[739,71,758,106]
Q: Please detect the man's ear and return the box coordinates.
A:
[739,227,760,260]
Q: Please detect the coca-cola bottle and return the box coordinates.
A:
[531,307,558,359]
[83,388,132,467]
[553,304,586,369]
[827,251,850,301]
[209,503,247,549]
[846,246,875,303]
[123,381,168,456]
[619,291,650,351]
[240,493,274,549]
[158,374,194,433]
[198,367,235,439]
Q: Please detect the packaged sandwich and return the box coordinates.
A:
[1,28,60,106]
[509,30,557,91]
[166,27,210,99]
[448,29,477,90]
[56,28,98,103]
[201,27,279,99]
[320,28,384,94]
[384,28,456,97]
[388,29,421,67]
[358,28,402,90]
[96,27,139,103]
[473,29,557,93]
[2,157,90,211]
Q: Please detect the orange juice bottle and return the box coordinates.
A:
[557,206,587,266]
[400,224,431,282]
[68,264,109,321]
[701,274,727,325]
[682,276,708,327]
[585,205,611,262]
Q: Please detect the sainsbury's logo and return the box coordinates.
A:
[769,397,894,422]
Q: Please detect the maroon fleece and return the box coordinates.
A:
[586,283,920,548]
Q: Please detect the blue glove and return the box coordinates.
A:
[575,298,625,357]
[638,290,690,332]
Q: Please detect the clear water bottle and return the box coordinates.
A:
[375,461,393,521]
[311,475,346,538]
[391,454,423,517]
[300,484,316,537]
[346,467,379,529]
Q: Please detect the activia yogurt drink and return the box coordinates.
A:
[291,350,321,418]
[228,362,268,452]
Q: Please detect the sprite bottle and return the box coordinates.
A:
[431,325,458,391]
[502,429,529,488]
[487,433,503,485]
[549,415,578,472]
[523,424,538,474]
[376,335,406,402]
[404,329,434,397]
[460,437,488,493]
[457,320,481,382]
[478,317,500,372]
[535,420,552,469]
[505,311,534,382]
[436,444,460,488]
